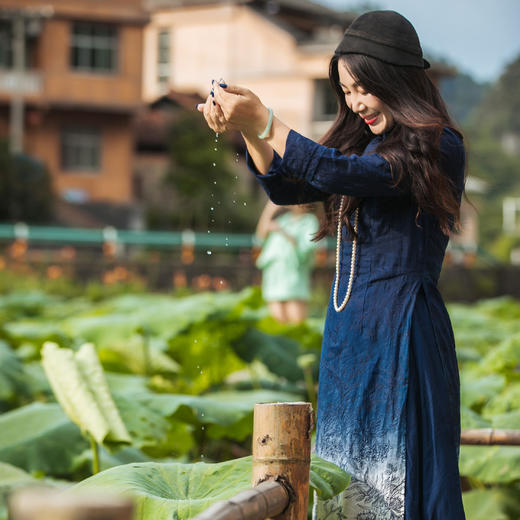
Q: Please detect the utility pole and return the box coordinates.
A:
[0,6,54,155]
[10,11,25,155]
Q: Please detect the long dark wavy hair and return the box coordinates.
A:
[314,53,463,240]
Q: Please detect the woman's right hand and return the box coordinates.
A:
[212,84,270,138]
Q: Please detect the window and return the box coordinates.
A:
[157,29,170,84]
[61,127,101,171]
[70,22,118,73]
[313,79,338,121]
[0,21,13,68]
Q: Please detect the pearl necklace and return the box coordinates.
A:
[333,196,359,312]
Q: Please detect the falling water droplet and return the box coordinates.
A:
[216,133,219,138]
[210,207,214,211]
[212,162,216,167]
[243,202,247,206]
[214,147,217,151]
[194,340,198,343]
[213,180,217,184]
[207,250,212,255]
[234,175,238,180]
[232,200,236,204]
[201,426,205,430]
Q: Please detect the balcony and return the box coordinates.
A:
[0,69,42,96]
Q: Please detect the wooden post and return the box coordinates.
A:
[461,428,520,445]
[8,488,134,520]
[252,402,313,520]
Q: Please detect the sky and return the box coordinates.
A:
[316,0,520,83]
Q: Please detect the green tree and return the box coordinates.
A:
[0,140,54,223]
[159,112,261,232]
[461,54,520,255]
[469,55,520,135]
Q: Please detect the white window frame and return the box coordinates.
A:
[61,127,102,172]
[70,21,118,74]
[157,28,170,85]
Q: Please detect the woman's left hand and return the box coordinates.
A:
[197,91,230,134]
[198,83,270,138]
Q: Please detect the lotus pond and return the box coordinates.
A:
[0,284,519,519]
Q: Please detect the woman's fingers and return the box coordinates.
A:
[205,96,230,133]
[213,84,264,134]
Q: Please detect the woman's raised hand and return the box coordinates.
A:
[197,81,270,138]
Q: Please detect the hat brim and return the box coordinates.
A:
[335,35,429,69]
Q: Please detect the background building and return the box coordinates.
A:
[0,0,148,226]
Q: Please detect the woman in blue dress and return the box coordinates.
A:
[198,10,466,519]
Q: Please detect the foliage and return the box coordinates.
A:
[71,455,350,520]
[0,287,519,517]
[155,111,262,232]
[448,297,520,516]
[41,342,131,445]
[469,55,520,136]
[0,403,87,476]
[440,72,489,126]
[453,54,520,255]
[0,140,54,223]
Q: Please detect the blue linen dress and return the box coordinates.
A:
[246,127,466,519]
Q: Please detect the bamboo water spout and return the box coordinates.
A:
[192,401,314,520]
[252,402,313,520]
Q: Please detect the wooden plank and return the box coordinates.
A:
[8,488,133,520]
[461,428,520,445]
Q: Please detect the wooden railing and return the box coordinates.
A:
[8,403,520,520]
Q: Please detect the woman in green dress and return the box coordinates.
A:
[255,200,319,323]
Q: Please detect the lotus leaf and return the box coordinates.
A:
[0,341,27,405]
[41,342,130,444]
[0,403,87,475]
[462,489,509,520]
[460,445,520,483]
[71,455,350,519]
[460,372,506,409]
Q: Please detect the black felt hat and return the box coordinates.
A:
[335,10,430,69]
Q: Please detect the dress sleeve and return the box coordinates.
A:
[279,130,404,197]
[246,149,329,205]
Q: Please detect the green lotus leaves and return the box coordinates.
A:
[460,445,520,484]
[0,341,27,405]
[71,455,350,519]
[309,454,351,499]
[462,489,510,520]
[0,403,87,475]
[41,342,130,444]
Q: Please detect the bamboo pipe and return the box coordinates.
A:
[192,480,289,520]
[8,488,133,520]
[252,402,314,520]
[461,428,520,445]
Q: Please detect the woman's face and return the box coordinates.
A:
[338,62,394,135]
